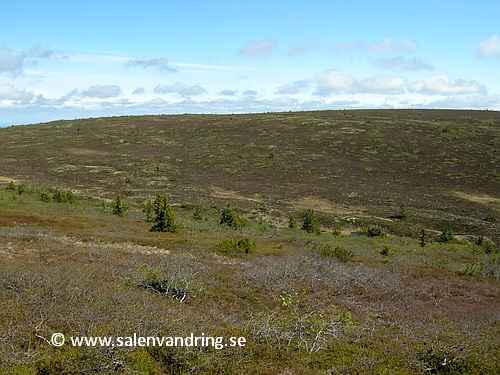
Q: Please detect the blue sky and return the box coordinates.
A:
[1,0,499,126]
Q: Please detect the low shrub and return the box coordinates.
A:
[474,236,497,254]
[127,263,200,302]
[247,292,354,353]
[192,205,203,220]
[362,226,386,237]
[413,345,469,373]
[333,246,354,262]
[331,227,342,236]
[39,191,52,203]
[52,188,75,204]
[218,238,255,254]
[457,260,499,277]
[220,203,247,230]
[318,244,354,263]
[439,229,455,243]
[380,245,395,257]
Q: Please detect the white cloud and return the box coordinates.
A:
[81,85,122,98]
[359,76,407,94]
[370,37,418,53]
[172,62,254,72]
[477,34,500,59]
[154,82,206,96]
[328,41,363,53]
[375,56,433,71]
[315,70,407,95]
[219,89,237,96]
[408,74,486,95]
[0,84,35,102]
[132,87,145,95]
[0,46,24,74]
[315,70,357,94]
[126,58,177,72]
[237,39,278,58]
[276,79,312,94]
[328,37,418,55]
[242,90,258,96]
[418,94,500,110]
[148,98,167,106]
[288,37,319,57]
[25,45,56,59]
[0,45,58,75]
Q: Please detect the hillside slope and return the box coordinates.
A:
[1,109,499,240]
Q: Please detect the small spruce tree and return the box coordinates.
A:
[193,205,203,221]
[220,203,246,230]
[419,228,429,247]
[301,209,321,234]
[288,216,298,228]
[399,203,409,220]
[112,194,128,217]
[149,194,179,233]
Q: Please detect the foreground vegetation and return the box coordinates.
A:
[1,110,499,373]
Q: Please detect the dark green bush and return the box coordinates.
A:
[111,194,128,217]
[301,209,321,234]
[218,238,255,254]
[419,228,429,247]
[149,194,179,233]
[362,226,385,237]
[380,246,395,257]
[52,189,75,204]
[332,227,342,236]
[220,203,247,230]
[39,191,52,203]
[192,205,203,220]
[439,229,454,243]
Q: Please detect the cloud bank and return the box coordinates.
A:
[408,75,486,95]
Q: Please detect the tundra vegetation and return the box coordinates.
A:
[0,109,499,374]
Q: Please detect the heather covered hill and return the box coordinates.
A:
[1,109,499,240]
